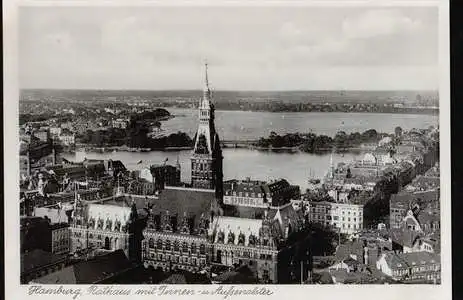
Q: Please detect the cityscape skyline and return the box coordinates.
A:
[19,6,438,91]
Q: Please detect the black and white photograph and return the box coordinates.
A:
[4,0,451,298]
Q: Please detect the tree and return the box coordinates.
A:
[394,126,403,137]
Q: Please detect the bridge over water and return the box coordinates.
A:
[220,139,259,148]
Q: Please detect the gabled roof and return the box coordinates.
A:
[389,228,421,248]
[382,252,408,270]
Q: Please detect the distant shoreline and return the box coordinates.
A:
[172,108,439,116]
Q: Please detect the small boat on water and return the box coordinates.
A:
[307,169,321,185]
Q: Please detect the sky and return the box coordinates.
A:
[19,6,438,91]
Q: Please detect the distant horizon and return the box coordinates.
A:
[20,87,439,93]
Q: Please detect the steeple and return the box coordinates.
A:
[329,152,334,179]
[201,61,212,109]
[191,63,223,197]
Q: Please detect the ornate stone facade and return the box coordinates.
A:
[69,195,137,259]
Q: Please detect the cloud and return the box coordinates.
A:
[342,9,422,39]
[19,6,438,90]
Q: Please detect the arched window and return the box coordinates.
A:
[174,240,180,252]
[156,239,163,250]
[148,238,154,248]
[199,244,206,255]
[191,243,196,253]
[182,241,188,253]
[106,218,112,231]
[238,233,245,245]
[165,240,171,251]
[248,234,257,246]
[104,237,110,250]
[217,231,225,243]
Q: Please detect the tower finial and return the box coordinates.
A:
[204,60,209,89]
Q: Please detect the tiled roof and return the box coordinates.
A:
[160,274,187,284]
[160,270,211,284]
[152,186,216,228]
[269,203,304,233]
[397,251,440,267]
[389,229,421,248]
[33,250,133,284]
[335,241,364,262]
[383,252,408,270]
[21,249,67,274]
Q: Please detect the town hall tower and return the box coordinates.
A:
[190,63,223,199]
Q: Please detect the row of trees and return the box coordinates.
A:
[76,109,193,149]
[256,129,387,153]
[77,128,193,149]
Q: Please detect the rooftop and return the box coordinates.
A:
[32,250,133,284]
[21,249,67,274]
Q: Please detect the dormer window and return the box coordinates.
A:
[228,232,235,244]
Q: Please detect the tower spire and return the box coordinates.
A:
[205,61,209,90]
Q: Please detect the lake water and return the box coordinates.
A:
[164,108,438,140]
[64,110,438,191]
[63,149,360,191]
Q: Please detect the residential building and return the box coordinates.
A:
[308,201,364,234]
[376,251,440,283]
[112,118,129,129]
[59,132,75,146]
[390,190,440,231]
[223,178,300,209]
[33,129,50,143]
